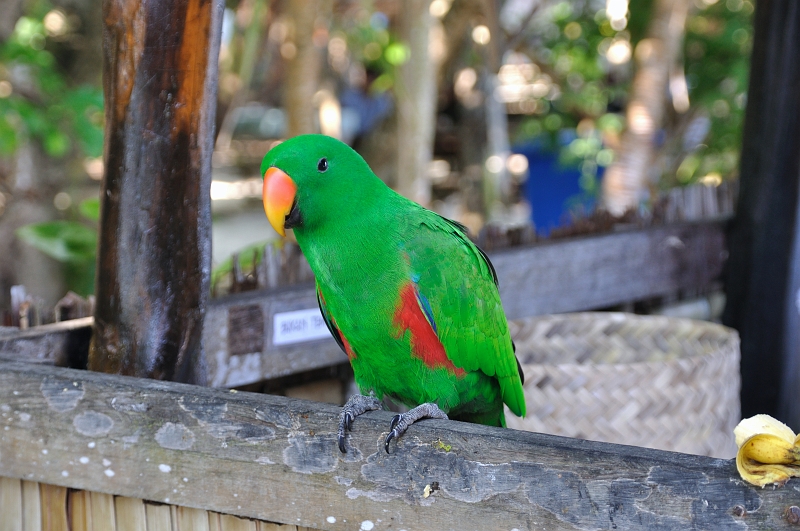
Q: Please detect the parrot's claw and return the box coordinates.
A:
[337,394,382,453]
[384,403,448,454]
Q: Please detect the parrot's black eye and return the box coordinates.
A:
[317,158,328,172]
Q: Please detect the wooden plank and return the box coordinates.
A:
[69,490,90,531]
[219,514,256,531]
[115,496,147,531]
[0,361,796,530]
[69,490,117,531]
[0,317,92,367]
[256,524,296,531]
[21,480,41,531]
[494,220,726,317]
[90,491,116,529]
[145,503,174,531]
[39,484,68,531]
[0,477,22,531]
[208,512,221,531]
[176,507,210,531]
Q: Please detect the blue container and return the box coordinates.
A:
[516,137,600,235]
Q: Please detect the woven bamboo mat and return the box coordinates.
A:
[0,477,316,531]
[507,312,740,458]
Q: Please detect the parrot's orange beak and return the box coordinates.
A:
[263,167,297,237]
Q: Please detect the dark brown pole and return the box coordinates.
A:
[90,0,223,383]
[723,0,800,429]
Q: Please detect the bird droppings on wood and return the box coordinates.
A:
[155,422,196,450]
[73,411,114,437]
[40,376,84,412]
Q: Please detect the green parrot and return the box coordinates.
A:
[261,134,525,453]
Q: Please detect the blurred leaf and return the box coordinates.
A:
[384,42,409,65]
[0,115,17,156]
[43,129,69,156]
[16,221,97,263]
[79,197,100,222]
[65,260,95,296]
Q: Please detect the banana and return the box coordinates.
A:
[734,415,800,487]
[740,433,799,464]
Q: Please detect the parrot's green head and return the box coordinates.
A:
[260,134,386,236]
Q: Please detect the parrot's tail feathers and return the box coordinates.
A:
[501,375,527,418]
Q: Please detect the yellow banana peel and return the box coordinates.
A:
[734,414,800,487]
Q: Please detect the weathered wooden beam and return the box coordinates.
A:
[0,361,796,530]
[0,317,92,367]
[493,219,726,317]
[91,0,224,382]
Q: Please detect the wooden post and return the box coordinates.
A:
[90,0,224,382]
[723,0,800,430]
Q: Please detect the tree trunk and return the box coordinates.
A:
[723,0,800,431]
[90,0,223,383]
[395,0,440,204]
[283,0,326,137]
[601,0,690,215]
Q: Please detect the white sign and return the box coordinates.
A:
[272,308,331,346]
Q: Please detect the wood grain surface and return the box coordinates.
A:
[0,360,797,530]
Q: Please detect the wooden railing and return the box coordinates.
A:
[0,359,798,530]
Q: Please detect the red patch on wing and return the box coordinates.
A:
[393,283,465,377]
[339,331,356,361]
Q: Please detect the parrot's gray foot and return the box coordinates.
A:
[338,394,382,453]
[384,403,448,453]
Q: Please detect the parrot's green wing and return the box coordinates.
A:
[317,283,356,360]
[405,211,526,418]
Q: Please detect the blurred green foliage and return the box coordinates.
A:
[0,9,104,158]
[514,0,753,197]
[2,3,104,296]
[680,0,753,183]
[339,11,408,93]
[15,198,99,295]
